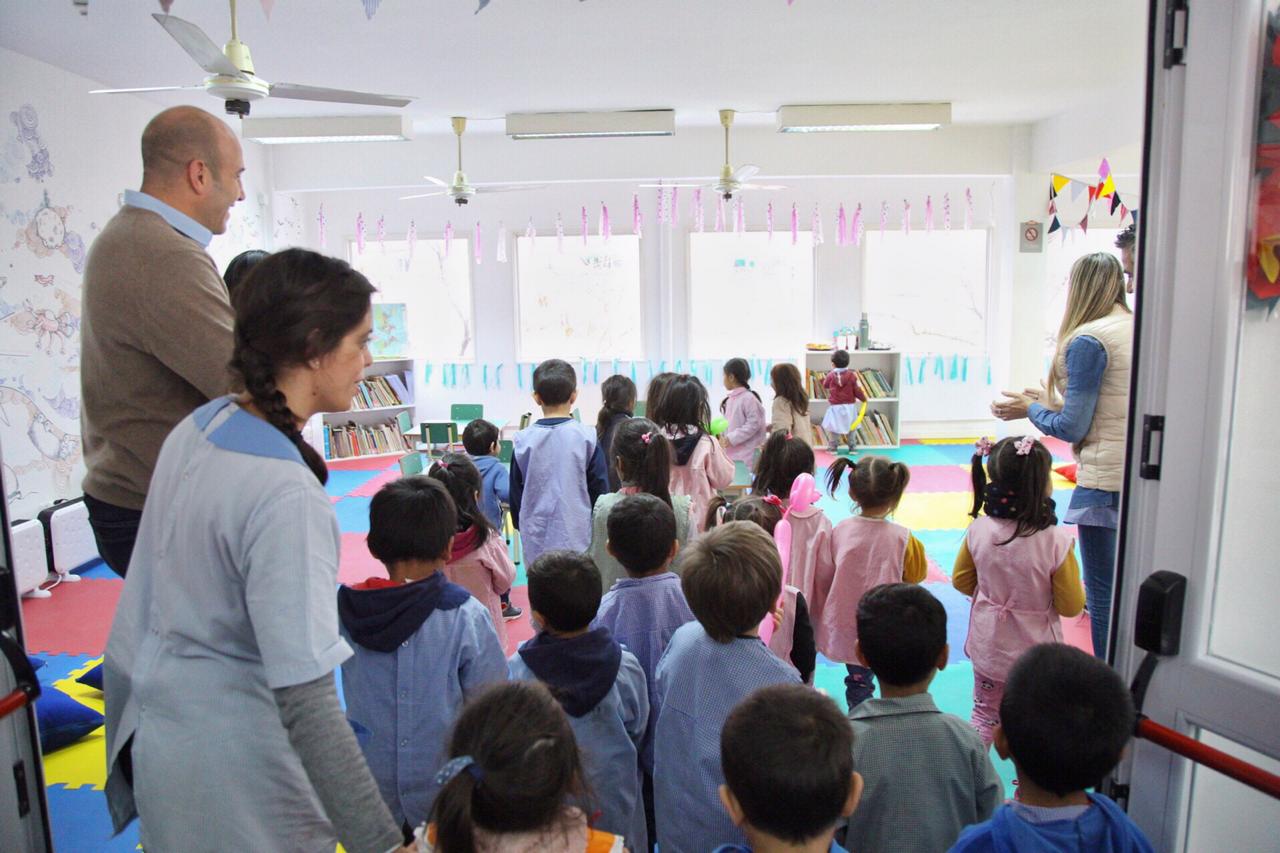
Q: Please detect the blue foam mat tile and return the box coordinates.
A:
[33,653,98,685]
[324,468,382,499]
[46,784,141,852]
[332,496,373,533]
[923,582,972,664]
[74,560,118,580]
[876,444,971,466]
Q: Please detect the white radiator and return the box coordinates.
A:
[38,499,98,577]
[10,519,50,598]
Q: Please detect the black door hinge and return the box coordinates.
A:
[1165,0,1189,68]
[1139,415,1166,480]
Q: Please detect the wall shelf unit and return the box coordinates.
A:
[804,349,902,449]
[322,357,417,461]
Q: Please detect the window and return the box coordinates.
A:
[349,239,474,361]
[1042,228,1122,358]
[688,232,814,358]
[515,235,643,361]
[862,230,989,353]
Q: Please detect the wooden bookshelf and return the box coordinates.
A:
[804,349,903,449]
[322,357,416,461]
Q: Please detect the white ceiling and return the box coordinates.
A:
[0,0,1146,134]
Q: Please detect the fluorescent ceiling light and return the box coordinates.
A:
[242,115,412,144]
[777,103,951,133]
[506,110,675,140]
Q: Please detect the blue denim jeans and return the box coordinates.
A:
[845,664,876,708]
[1077,524,1118,658]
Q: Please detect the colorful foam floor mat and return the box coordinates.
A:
[22,438,1090,850]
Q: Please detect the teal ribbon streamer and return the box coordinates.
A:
[904,357,913,385]
[424,364,433,386]
[917,358,926,384]
[496,364,504,389]
[630,361,638,383]
[949,355,959,380]
[482,365,489,390]
[463,364,471,387]
[518,364,525,389]
[961,357,969,382]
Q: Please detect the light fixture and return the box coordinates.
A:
[241,115,412,144]
[506,110,675,140]
[777,103,951,133]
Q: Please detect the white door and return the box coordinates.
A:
[1114,1,1280,849]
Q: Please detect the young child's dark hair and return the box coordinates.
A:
[595,374,637,441]
[720,357,762,413]
[680,521,781,643]
[431,681,586,853]
[831,349,851,369]
[721,684,855,844]
[970,436,1056,545]
[462,419,500,457]
[526,550,603,633]
[651,373,712,436]
[645,371,677,417]
[703,494,783,535]
[366,476,457,565]
[428,452,495,546]
[532,358,577,406]
[222,248,269,298]
[752,430,815,500]
[770,362,809,417]
[826,455,911,513]
[610,417,673,506]
[1000,643,1136,797]
[856,583,947,687]
[1114,222,1137,251]
[607,493,677,577]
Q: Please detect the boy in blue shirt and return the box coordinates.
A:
[462,418,520,620]
[336,477,507,836]
[654,521,802,853]
[507,550,649,852]
[715,684,863,853]
[949,643,1155,853]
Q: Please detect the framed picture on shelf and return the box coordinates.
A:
[370,303,409,359]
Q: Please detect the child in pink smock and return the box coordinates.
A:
[953,436,1085,745]
[718,357,768,465]
[818,455,927,708]
[429,454,519,651]
[652,374,734,534]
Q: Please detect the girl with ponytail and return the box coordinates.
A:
[105,249,413,853]
[819,455,928,709]
[596,375,637,492]
[421,681,620,853]
[953,436,1085,745]
[588,418,696,589]
[719,357,768,465]
[431,452,518,650]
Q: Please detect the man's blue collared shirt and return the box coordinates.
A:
[123,188,213,247]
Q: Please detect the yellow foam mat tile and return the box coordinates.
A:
[44,657,107,791]
[891,491,976,531]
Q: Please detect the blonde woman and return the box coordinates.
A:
[992,252,1132,658]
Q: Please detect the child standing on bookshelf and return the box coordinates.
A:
[769,362,813,447]
[821,349,867,453]
[719,358,768,465]
[652,374,735,534]
[953,436,1085,746]
[820,456,927,708]
[429,453,519,650]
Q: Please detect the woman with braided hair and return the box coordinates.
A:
[104,249,413,852]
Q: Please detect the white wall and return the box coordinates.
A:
[0,47,270,520]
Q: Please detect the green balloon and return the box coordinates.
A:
[709,417,729,436]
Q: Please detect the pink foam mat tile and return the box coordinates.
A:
[338,532,386,585]
[906,465,973,493]
[350,469,400,498]
[328,457,401,472]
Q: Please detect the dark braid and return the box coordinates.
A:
[228,248,376,485]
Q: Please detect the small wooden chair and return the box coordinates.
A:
[420,422,459,457]
[397,451,425,476]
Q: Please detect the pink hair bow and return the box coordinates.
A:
[785,433,793,441]
[641,432,653,445]
[1015,436,1036,456]
[760,473,820,646]
[975,436,993,457]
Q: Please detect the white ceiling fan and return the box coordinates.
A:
[90,0,414,117]
[640,109,786,200]
[401,117,547,206]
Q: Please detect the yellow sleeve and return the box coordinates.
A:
[902,533,928,584]
[1052,548,1086,617]
[952,538,978,596]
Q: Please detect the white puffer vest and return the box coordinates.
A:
[1053,308,1133,492]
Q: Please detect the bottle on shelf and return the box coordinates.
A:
[858,313,871,351]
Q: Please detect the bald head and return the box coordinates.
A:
[138,106,245,235]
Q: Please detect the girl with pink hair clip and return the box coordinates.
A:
[953,435,1086,745]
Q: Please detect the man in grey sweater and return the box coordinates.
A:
[80,106,244,576]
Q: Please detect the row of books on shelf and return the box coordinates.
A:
[811,409,898,448]
[323,420,413,459]
[349,372,413,411]
[806,369,896,400]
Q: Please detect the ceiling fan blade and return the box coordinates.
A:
[422,175,449,187]
[733,164,760,183]
[399,191,450,200]
[151,13,245,78]
[474,184,548,193]
[270,82,413,108]
[637,182,706,188]
[739,183,787,192]
[90,85,207,95]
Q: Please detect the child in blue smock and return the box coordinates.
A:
[337,477,507,833]
[511,359,611,568]
[949,644,1155,853]
[715,684,863,853]
[653,521,802,853]
[508,550,649,852]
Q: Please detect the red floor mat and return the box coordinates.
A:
[21,579,123,656]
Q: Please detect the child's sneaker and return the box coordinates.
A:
[502,602,523,621]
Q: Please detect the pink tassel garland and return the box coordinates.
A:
[852,204,863,246]
[964,188,974,230]
[376,215,386,251]
[317,204,327,251]
[812,205,823,245]
[880,202,888,239]
[355,212,366,254]
[715,195,726,232]
[767,202,774,239]
[443,221,453,257]
[556,212,565,253]
[474,222,482,265]
[600,203,611,241]
[670,186,679,227]
[735,198,745,234]
[633,193,643,238]
[925,196,934,233]
[837,204,848,246]
[406,218,415,265]
[902,200,911,236]
[581,206,589,245]
[791,203,799,245]
[694,188,704,233]
[944,193,952,230]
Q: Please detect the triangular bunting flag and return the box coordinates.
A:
[1110,193,1122,215]
[1098,158,1112,179]
[1119,205,1129,224]
[1098,175,1116,198]
[1080,215,1089,235]
[1088,185,1098,203]
[1071,180,1085,201]
[1048,216,1061,234]
[1052,174,1070,193]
